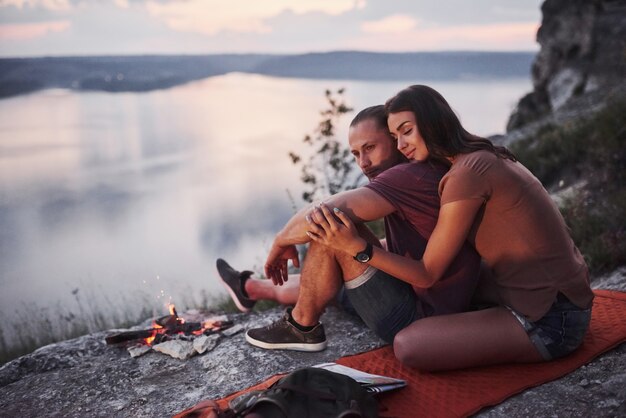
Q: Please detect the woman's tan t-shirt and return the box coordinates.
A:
[439,150,593,321]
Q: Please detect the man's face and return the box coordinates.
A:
[348,119,404,180]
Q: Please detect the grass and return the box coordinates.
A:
[0,283,280,366]
[214,296,279,314]
[0,291,159,365]
[511,98,626,274]
[0,274,284,365]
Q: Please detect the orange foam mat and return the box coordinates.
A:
[176,290,626,418]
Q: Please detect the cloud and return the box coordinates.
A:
[445,22,540,45]
[0,19,70,40]
[361,14,418,34]
[0,0,542,56]
[144,0,360,36]
[350,21,539,51]
[113,0,129,9]
[0,0,71,11]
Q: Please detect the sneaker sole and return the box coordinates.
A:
[245,332,327,352]
[216,268,252,313]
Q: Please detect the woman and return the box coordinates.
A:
[307,85,594,371]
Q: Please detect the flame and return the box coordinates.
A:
[144,329,158,345]
[140,302,222,345]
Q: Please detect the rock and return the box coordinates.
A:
[193,334,221,354]
[547,68,585,110]
[221,324,244,337]
[152,340,196,360]
[128,344,151,358]
[592,267,626,292]
[507,0,626,130]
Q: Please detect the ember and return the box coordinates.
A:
[105,304,233,347]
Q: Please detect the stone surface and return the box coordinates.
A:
[0,274,624,417]
[0,306,384,417]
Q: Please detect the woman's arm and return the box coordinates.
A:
[266,187,396,285]
[307,199,483,288]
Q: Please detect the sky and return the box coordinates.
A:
[0,0,544,57]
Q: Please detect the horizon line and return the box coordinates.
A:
[0,49,538,60]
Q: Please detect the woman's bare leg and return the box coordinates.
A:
[393,307,544,371]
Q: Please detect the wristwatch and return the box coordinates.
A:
[353,242,373,263]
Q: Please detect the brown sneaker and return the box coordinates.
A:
[245,308,327,352]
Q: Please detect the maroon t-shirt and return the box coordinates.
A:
[365,161,481,316]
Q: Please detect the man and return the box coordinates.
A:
[218,105,480,352]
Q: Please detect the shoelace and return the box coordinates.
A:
[265,316,289,330]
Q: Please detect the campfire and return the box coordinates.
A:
[105,303,242,359]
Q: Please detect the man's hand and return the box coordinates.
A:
[265,242,300,286]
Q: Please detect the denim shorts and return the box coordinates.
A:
[343,266,425,343]
[507,293,592,361]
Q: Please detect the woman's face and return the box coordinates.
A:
[387,111,429,161]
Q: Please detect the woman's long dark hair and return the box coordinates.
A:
[385,85,516,163]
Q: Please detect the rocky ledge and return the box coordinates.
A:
[0,269,624,418]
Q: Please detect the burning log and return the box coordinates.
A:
[105,329,157,345]
[105,304,234,347]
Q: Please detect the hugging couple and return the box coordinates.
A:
[217,84,593,372]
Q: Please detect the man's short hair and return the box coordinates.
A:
[350,105,387,132]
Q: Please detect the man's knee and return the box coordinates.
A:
[307,240,340,258]
[305,229,371,281]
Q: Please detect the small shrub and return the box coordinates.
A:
[561,190,626,273]
[289,89,357,203]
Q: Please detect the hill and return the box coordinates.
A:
[0,51,534,98]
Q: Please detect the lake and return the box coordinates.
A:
[0,73,531,344]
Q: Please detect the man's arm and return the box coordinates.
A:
[274,187,395,247]
[265,187,395,284]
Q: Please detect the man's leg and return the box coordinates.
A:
[244,275,301,306]
[290,239,366,326]
[217,259,301,311]
[245,239,367,351]
[245,226,379,351]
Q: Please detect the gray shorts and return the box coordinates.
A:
[507,293,592,360]
[342,266,426,343]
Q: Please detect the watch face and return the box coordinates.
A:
[356,252,370,263]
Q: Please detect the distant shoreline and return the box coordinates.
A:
[0,51,534,99]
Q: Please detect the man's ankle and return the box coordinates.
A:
[241,277,251,299]
[289,308,318,332]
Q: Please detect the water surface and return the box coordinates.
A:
[0,74,531,337]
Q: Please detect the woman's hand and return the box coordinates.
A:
[305,203,365,256]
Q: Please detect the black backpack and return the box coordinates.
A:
[229,367,379,418]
